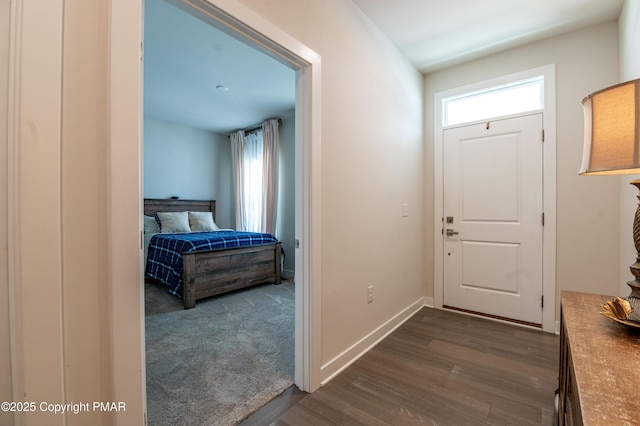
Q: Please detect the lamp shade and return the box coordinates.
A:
[579,78,640,175]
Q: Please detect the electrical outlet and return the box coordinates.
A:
[367,285,374,303]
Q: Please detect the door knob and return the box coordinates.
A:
[446,229,459,236]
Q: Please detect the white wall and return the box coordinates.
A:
[618,0,640,297]
[425,21,621,321]
[619,0,640,79]
[234,0,425,368]
[143,118,233,228]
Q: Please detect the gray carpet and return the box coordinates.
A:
[145,279,295,425]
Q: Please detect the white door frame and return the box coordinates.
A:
[7,1,67,420]
[156,0,324,392]
[433,64,557,333]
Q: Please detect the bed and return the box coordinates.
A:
[144,198,282,309]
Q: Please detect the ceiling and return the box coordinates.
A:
[144,0,625,133]
[143,0,296,133]
[352,0,625,73]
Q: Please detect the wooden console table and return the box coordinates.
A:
[559,291,640,425]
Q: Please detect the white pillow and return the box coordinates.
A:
[144,215,160,234]
[189,211,219,232]
[157,211,191,233]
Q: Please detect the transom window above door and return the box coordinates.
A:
[443,76,544,127]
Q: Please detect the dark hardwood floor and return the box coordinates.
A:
[240,306,559,425]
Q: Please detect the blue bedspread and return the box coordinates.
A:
[145,231,279,297]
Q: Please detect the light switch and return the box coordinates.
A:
[402,203,409,217]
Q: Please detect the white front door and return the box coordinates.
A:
[443,113,543,325]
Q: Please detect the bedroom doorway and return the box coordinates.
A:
[141,0,322,417]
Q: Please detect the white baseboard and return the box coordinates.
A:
[423,296,434,308]
[555,320,560,335]
[319,297,425,386]
[282,269,295,280]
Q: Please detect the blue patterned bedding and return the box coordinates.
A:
[145,231,279,297]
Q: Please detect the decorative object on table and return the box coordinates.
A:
[601,295,640,329]
[603,296,632,319]
[601,295,640,319]
[580,78,640,305]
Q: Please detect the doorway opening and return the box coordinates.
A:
[138,0,322,420]
[433,64,557,333]
[143,2,297,422]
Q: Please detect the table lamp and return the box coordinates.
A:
[579,78,640,301]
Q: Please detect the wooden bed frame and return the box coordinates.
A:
[144,198,282,309]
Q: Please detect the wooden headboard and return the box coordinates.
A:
[144,199,216,221]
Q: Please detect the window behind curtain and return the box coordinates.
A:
[242,130,264,232]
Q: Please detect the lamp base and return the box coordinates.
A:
[626,276,640,321]
[628,180,640,301]
[627,279,640,300]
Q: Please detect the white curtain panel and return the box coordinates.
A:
[230,119,279,235]
[261,118,279,236]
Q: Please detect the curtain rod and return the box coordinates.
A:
[228,118,282,138]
